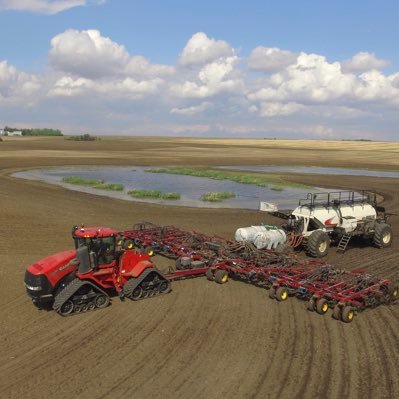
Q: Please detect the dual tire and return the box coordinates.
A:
[269,286,288,301]
[307,298,328,314]
[333,305,355,323]
[306,230,330,258]
[308,299,355,323]
[373,223,393,248]
[206,269,229,284]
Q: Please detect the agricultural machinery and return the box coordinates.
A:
[24,222,398,322]
[24,225,210,316]
[237,190,393,257]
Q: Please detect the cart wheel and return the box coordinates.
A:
[332,305,342,320]
[124,240,134,250]
[268,287,276,299]
[141,246,154,256]
[214,269,229,284]
[275,286,288,302]
[307,298,315,311]
[316,298,329,315]
[206,268,214,281]
[341,306,355,323]
[390,285,399,299]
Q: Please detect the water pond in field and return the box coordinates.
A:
[219,165,399,178]
[12,166,337,210]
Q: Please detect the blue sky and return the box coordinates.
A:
[1,0,399,139]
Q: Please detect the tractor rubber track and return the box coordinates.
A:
[53,278,110,315]
[122,268,171,300]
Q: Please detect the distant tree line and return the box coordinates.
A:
[4,126,63,136]
[341,138,373,142]
[65,134,100,141]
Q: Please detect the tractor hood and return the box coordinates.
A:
[26,250,78,286]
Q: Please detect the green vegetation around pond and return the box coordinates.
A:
[128,189,181,200]
[62,176,124,191]
[201,192,236,202]
[146,167,310,189]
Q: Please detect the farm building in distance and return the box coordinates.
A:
[0,129,22,136]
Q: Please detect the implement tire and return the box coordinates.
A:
[141,246,154,256]
[389,285,399,300]
[316,298,329,315]
[214,269,229,284]
[275,286,288,302]
[307,298,315,311]
[269,287,276,299]
[206,269,214,281]
[373,223,393,248]
[341,306,355,323]
[307,230,330,258]
[332,305,342,320]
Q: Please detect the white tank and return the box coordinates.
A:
[253,229,287,250]
[235,226,268,242]
[235,226,287,249]
[292,203,377,228]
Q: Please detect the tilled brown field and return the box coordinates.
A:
[0,137,398,399]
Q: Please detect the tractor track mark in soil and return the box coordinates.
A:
[248,290,284,397]
[0,311,120,394]
[333,323,352,399]
[274,300,303,398]
[292,312,316,399]
[373,310,399,394]
[166,292,223,396]
[137,290,210,396]
[354,319,375,396]
[95,299,182,398]
[362,312,394,397]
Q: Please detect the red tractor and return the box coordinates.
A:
[24,225,208,316]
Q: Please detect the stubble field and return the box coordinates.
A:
[0,136,398,398]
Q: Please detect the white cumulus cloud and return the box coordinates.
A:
[2,30,399,139]
[180,32,234,65]
[342,52,389,72]
[0,0,100,14]
[49,29,173,79]
[258,101,304,117]
[170,101,212,115]
[248,46,298,71]
[248,52,357,104]
[48,75,163,99]
[171,55,242,98]
[0,60,41,102]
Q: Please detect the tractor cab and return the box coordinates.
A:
[72,226,121,272]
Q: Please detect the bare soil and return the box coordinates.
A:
[0,137,398,399]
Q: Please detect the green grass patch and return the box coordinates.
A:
[146,167,310,189]
[127,189,181,200]
[161,192,181,200]
[62,176,124,191]
[94,183,124,191]
[270,186,284,191]
[201,192,236,202]
[128,189,162,198]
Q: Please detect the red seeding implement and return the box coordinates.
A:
[24,223,398,322]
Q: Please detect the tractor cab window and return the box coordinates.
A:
[94,237,116,266]
[74,236,116,266]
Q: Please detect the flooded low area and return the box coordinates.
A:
[12,166,336,210]
[219,165,399,178]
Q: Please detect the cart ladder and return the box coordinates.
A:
[337,234,352,253]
